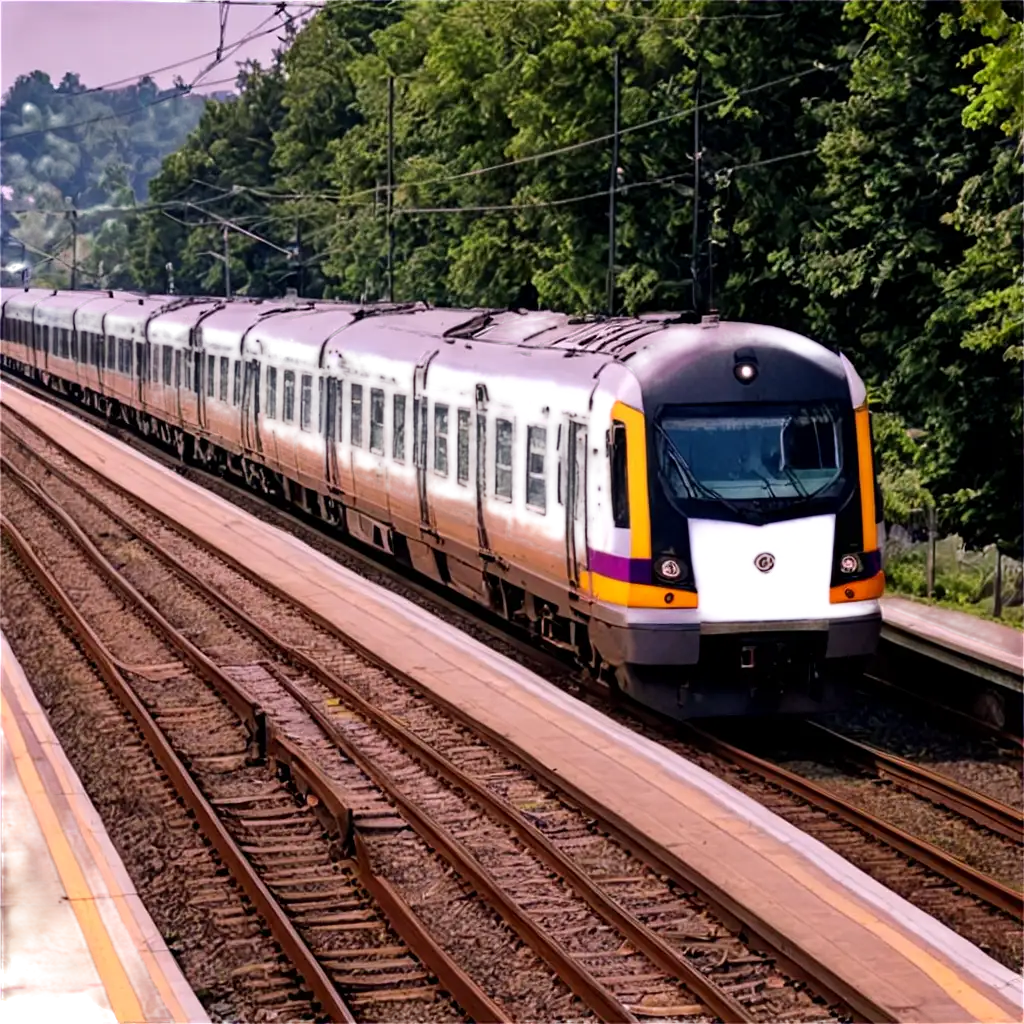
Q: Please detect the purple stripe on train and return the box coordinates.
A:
[587,549,651,584]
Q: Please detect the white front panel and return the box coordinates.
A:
[689,515,839,622]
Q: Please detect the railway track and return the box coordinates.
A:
[0,415,856,1022]
[3,384,1023,976]
[687,721,1023,919]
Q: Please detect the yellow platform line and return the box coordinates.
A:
[2,655,191,1023]
[2,693,147,1024]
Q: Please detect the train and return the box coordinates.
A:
[0,287,885,718]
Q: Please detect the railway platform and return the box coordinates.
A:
[1,632,208,1024]
[880,596,1023,692]
[3,383,1023,1024]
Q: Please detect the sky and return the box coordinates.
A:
[1,1,313,96]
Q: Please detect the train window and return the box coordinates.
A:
[175,350,182,388]
[152,347,160,383]
[71,331,79,362]
[233,361,241,406]
[163,346,173,385]
[609,421,630,528]
[336,382,345,443]
[457,409,470,485]
[266,367,277,420]
[220,358,229,402]
[207,355,216,398]
[188,351,196,392]
[301,374,313,432]
[370,388,384,453]
[526,426,547,513]
[433,403,449,476]
[107,336,116,371]
[283,370,296,423]
[393,394,406,461]
[495,418,513,501]
[317,378,324,433]
[351,383,363,447]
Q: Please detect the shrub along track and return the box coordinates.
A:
[0,416,856,1023]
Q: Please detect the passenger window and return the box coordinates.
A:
[70,331,78,362]
[207,355,215,397]
[350,383,363,447]
[266,367,277,420]
[609,421,630,528]
[415,399,428,469]
[317,378,324,433]
[336,382,345,443]
[163,346,172,384]
[107,336,116,371]
[283,370,296,423]
[300,374,312,431]
[233,361,241,405]
[457,409,470,485]
[219,357,229,402]
[434,403,449,475]
[174,349,182,388]
[370,388,384,453]
[393,394,406,461]
[526,426,547,512]
[495,418,513,500]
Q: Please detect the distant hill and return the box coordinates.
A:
[1,70,213,288]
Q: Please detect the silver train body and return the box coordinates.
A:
[1,288,886,717]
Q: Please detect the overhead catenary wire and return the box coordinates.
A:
[1,8,290,142]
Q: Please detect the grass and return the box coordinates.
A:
[883,534,1023,631]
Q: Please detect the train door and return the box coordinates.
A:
[474,384,490,553]
[196,347,208,432]
[412,352,438,531]
[565,419,589,589]
[324,377,340,489]
[241,359,262,455]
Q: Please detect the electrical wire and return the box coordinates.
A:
[1,8,288,142]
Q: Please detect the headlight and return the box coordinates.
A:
[839,553,862,575]
[734,362,757,383]
[655,556,685,583]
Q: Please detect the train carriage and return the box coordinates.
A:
[1,287,885,718]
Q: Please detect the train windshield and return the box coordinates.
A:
[655,401,846,511]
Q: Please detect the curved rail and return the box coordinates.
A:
[2,469,507,1024]
[803,721,1022,844]
[0,513,356,1024]
[686,725,1024,922]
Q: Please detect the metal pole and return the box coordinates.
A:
[70,204,78,290]
[295,217,303,297]
[223,225,231,299]
[926,505,936,598]
[387,75,395,304]
[690,66,702,316]
[607,50,620,318]
[993,548,1003,618]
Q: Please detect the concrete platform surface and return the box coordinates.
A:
[882,596,1023,683]
[1,632,209,1024]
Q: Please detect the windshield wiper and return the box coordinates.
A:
[779,463,808,499]
[655,425,751,518]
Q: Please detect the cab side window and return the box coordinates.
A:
[609,421,630,528]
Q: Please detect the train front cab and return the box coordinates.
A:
[586,343,884,719]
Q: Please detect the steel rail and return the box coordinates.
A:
[802,721,1023,844]
[7,434,757,1023]
[3,462,512,1024]
[3,467,509,1024]
[686,725,1024,922]
[0,513,357,1024]
[2,452,634,1023]
[0,397,886,1022]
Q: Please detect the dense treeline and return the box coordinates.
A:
[1,71,218,288]
[14,0,1024,555]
